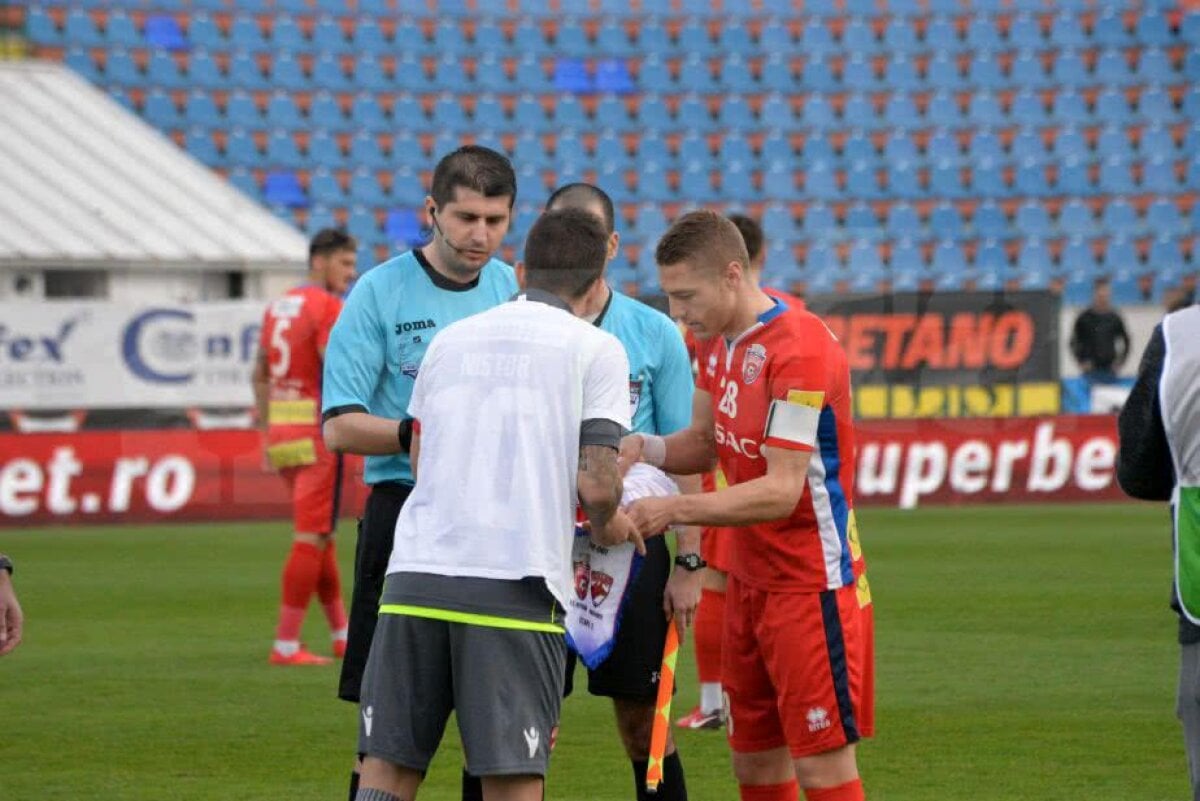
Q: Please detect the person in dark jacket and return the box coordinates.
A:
[1117,300,1200,800]
[1070,278,1130,384]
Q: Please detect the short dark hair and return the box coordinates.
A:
[523,208,608,300]
[309,228,356,261]
[655,209,749,274]
[430,145,517,208]
[727,214,763,262]
[545,183,616,235]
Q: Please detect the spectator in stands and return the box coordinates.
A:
[0,553,22,656]
[1116,297,1200,801]
[1070,278,1130,384]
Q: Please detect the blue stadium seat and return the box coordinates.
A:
[883,131,919,165]
[227,167,260,200]
[1184,11,1200,48]
[1056,155,1093,195]
[760,19,793,54]
[1009,49,1049,89]
[385,209,425,247]
[555,20,592,58]
[1183,86,1200,122]
[551,93,587,129]
[270,51,308,91]
[346,17,386,54]
[800,19,834,56]
[179,49,220,90]
[1007,14,1043,50]
[1095,87,1133,126]
[632,203,668,242]
[720,54,756,93]
[595,59,635,94]
[761,203,796,242]
[393,130,424,165]
[267,129,304,168]
[393,164,429,206]
[883,94,920,130]
[841,201,877,241]
[308,91,347,131]
[678,19,716,58]
[637,54,673,93]
[966,14,1003,51]
[429,92,468,131]
[1016,239,1053,288]
[1094,48,1133,87]
[220,93,260,133]
[932,239,967,277]
[804,243,840,294]
[145,49,183,89]
[1011,127,1045,164]
[841,94,875,130]
[718,96,755,131]
[847,160,881,200]
[718,22,754,55]
[1093,9,1132,48]
[348,130,386,170]
[880,53,919,94]
[967,91,1004,128]
[590,96,629,134]
[885,202,921,239]
[1049,11,1087,49]
[1051,90,1089,126]
[929,201,964,238]
[596,22,635,59]
[1149,235,1185,273]
[555,130,587,166]
[182,90,220,128]
[230,15,268,52]
[1103,236,1139,274]
[466,93,503,130]
[677,131,709,166]
[1053,49,1090,90]
[970,156,1008,198]
[968,52,1006,91]
[64,7,102,47]
[928,128,962,163]
[1060,236,1095,283]
[311,51,348,90]
[224,127,260,166]
[927,51,964,92]
[105,10,140,48]
[680,52,719,94]
[25,6,61,46]
[472,53,507,93]
[763,161,800,201]
[346,206,380,246]
[720,135,755,166]
[972,199,1008,239]
[349,168,387,206]
[635,19,671,55]
[887,160,922,200]
[185,127,220,165]
[346,93,385,134]
[308,131,345,168]
[1101,197,1138,237]
[637,161,673,203]
[305,206,337,238]
[1008,89,1045,127]
[511,93,550,133]
[1143,156,1178,194]
[474,21,506,55]
[1051,126,1087,161]
[800,57,835,94]
[848,241,884,282]
[974,239,1009,287]
[349,53,389,92]
[760,53,794,93]
[1136,48,1174,84]
[184,13,223,50]
[393,19,429,56]
[1096,125,1131,160]
[889,240,923,292]
[842,130,874,166]
[143,88,180,130]
[1014,200,1052,238]
[1139,86,1176,122]
[264,171,307,207]
[1014,157,1049,197]
[1098,156,1135,195]
[925,90,963,129]
[432,19,469,55]
[677,94,714,132]
[801,133,835,167]
[225,50,264,90]
[262,91,301,131]
[752,93,788,130]
[1137,9,1175,47]
[1058,198,1095,237]
[721,161,755,202]
[511,131,545,170]
[1146,197,1185,236]
[517,54,552,93]
[883,17,921,53]
[761,130,793,164]
[925,16,959,52]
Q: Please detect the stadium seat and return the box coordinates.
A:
[345,93,385,134]
[1008,14,1044,51]
[225,51,265,90]
[931,157,967,198]
[721,161,755,202]
[925,90,963,129]
[889,239,923,292]
[26,6,62,46]
[227,167,260,200]
[972,199,1008,239]
[635,19,671,55]
[761,130,793,164]
[720,135,755,167]
[385,208,425,247]
[677,94,714,132]
[1137,9,1175,47]
[1149,235,1185,273]
[1101,197,1139,237]
[143,88,180,130]
[1057,198,1094,237]
[1010,49,1049,89]
[842,130,874,165]
[184,127,221,165]
[843,56,878,93]
[883,94,920,130]
[1095,87,1133,126]
[267,51,306,91]
[967,52,1006,91]
[1093,9,1132,48]
[1051,90,1089,127]
[760,53,794,94]
[1139,87,1177,123]
[967,91,1004,128]
[1014,158,1049,197]
[882,131,919,166]
[264,171,307,207]
[884,17,920,53]
[841,94,875,130]
[181,90,219,129]
[143,49,184,90]
[1011,127,1046,165]
[555,21,592,59]
[719,54,756,93]
[637,161,673,203]
[184,13,224,49]
[223,126,260,166]
[926,51,964,92]
[469,53,506,93]
[929,201,964,239]
[1098,156,1135,195]
[1014,200,1052,238]
[761,203,795,242]
[1142,156,1178,194]
[1095,125,1130,161]
[678,19,716,58]
[260,91,301,131]
[103,10,141,48]
[1103,236,1140,274]
[267,129,305,168]
[763,161,800,201]
[1093,48,1132,87]
[306,130,344,168]
[63,7,102,47]
[596,22,635,59]
[929,128,963,163]
[390,164,427,207]
[349,168,387,206]
[677,131,709,167]
[885,202,921,239]
[970,157,1008,199]
[594,59,634,94]
[432,19,469,55]
[718,22,754,55]
[517,54,552,93]
[681,52,719,94]
[973,239,1008,286]
[925,16,959,52]
[801,19,834,56]
[888,160,922,200]
[1136,48,1174,85]
[931,239,967,276]
[1146,197,1185,236]
[842,17,878,54]
[966,15,1003,51]
[554,130,586,166]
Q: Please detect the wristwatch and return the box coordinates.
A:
[0,555,12,576]
[674,553,707,572]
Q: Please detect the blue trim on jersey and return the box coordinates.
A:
[599,289,693,436]
[757,296,789,325]
[820,589,861,744]
[818,406,856,588]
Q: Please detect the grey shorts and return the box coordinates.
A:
[358,611,567,777]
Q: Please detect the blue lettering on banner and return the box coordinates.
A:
[122,308,260,384]
[0,315,85,364]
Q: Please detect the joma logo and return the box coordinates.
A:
[395,319,436,334]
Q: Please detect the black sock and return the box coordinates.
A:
[632,753,688,801]
[348,771,360,801]
[461,769,484,801]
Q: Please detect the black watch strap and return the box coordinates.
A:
[674,553,706,572]
[0,555,12,576]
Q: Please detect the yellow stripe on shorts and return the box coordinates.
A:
[379,604,565,634]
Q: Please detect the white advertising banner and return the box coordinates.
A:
[0,301,263,409]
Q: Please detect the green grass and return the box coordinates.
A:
[0,503,1187,800]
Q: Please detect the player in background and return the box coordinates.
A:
[321,146,519,801]
[677,213,802,730]
[252,229,358,666]
[623,211,874,801]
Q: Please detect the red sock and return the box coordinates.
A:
[694,588,726,684]
[275,542,323,641]
[316,540,347,634]
[804,779,864,801]
[740,780,799,801]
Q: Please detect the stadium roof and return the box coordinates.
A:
[0,61,307,271]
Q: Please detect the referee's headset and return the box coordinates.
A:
[428,207,473,258]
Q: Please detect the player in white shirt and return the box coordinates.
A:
[353,208,645,801]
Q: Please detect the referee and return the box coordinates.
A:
[322,146,519,800]
[1117,300,1200,799]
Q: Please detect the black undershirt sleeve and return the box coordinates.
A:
[580,418,625,450]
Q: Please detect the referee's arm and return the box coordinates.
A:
[1116,324,1174,501]
[321,278,409,455]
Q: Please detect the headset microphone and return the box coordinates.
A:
[429,209,471,257]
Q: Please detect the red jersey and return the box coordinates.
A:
[259,285,343,429]
[696,298,863,593]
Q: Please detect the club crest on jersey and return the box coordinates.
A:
[590,570,614,607]
[401,361,419,379]
[706,353,718,377]
[573,558,590,601]
[628,377,643,418]
[742,344,767,385]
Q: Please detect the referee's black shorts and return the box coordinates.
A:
[564,534,671,704]
[338,481,413,703]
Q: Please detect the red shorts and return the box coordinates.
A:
[269,426,343,535]
[722,574,875,758]
[700,526,734,573]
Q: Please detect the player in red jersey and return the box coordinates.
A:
[677,213,806,732]
[624,211,873,801]
[252,229,358,666]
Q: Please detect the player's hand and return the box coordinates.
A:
[0,572,24,657]
[590,509,646,555]
[617,434,644,477]
[625,495,677,540]
[664,564,703,637]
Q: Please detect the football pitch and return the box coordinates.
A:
[0,503,1186,801]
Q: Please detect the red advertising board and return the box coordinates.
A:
[0,430,367,527]
[0,416,1127,526]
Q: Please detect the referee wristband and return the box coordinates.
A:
[0,555,12,576]
[397,419,414,454]
[640,434,667,468]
